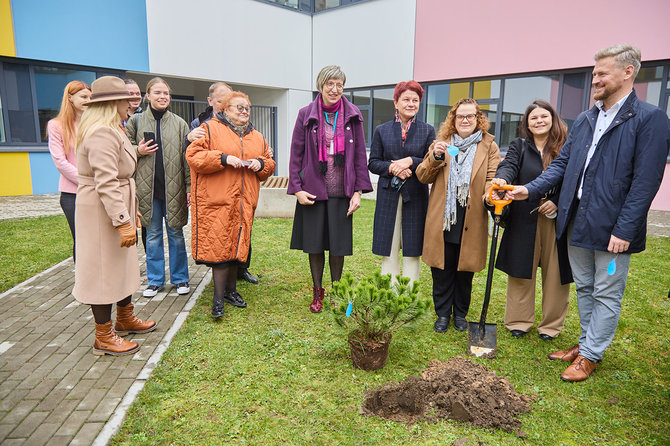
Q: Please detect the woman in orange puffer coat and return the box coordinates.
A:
[186,91,275,318]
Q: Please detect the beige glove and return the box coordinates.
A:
[117,222,137,248]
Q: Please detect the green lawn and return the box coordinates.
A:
[0,215,72,293]
[109,200,669,445]
[2,205,668,445]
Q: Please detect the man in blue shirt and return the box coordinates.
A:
[509,44,670,382]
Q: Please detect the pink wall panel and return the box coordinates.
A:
[414,0,670,82]
[651,164,670,212]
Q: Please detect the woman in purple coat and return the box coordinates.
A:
[288,65,373,313]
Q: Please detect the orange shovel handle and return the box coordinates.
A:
[489,184,514,216]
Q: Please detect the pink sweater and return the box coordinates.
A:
[47,119,78,193]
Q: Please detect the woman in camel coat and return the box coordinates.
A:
[416,98,500,333]
[74,76,156,356]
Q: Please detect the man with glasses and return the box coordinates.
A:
[508,44,670,382]
[186,82,262,285]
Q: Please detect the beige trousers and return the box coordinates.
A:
[504,214,570,337]
[381,197,420,284]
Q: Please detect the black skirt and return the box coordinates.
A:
[290,198,352,256]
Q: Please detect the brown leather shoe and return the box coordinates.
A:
[115,303,157,335]
[548,344,580,362]
[93,321,139,356]
[561,355,597,382]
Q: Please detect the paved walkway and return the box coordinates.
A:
[0,193,668,445]
[0,195,211,445]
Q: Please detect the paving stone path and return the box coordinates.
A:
[0,195,211,445]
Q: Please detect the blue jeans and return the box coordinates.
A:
[145,198,189,286]
[568,224,630,362]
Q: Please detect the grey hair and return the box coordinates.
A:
[594,44,642,77]
[316,65,346,93]
[124,78,138,86]
[208,81,232,97]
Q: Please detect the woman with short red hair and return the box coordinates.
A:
[368,80,435,284]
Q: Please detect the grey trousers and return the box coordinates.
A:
[567,225,631,362]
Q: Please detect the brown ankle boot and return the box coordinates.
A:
[94,321,139,356]
[310,286,324,313]
[115,303,157,335]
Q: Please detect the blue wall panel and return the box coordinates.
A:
[11,0,149,72]
[29,152,60,195]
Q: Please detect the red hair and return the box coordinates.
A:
[393,80,424,102]
[437,98,490,141]
[222,91,251,110]
[53,80,91,154]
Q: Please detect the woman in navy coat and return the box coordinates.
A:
[368,81,435,284]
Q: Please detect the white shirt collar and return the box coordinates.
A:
[595,91,631,114]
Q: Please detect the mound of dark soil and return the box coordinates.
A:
[360,357,535,436]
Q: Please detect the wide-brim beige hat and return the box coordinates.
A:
[84,76,137,104]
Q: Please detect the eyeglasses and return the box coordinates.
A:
[324,81,344,92]
[232,104,250,113]
[455,113,477,122]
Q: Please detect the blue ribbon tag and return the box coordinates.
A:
[346,301,353,317]
[607,258,616,276]
[447,145,459,157]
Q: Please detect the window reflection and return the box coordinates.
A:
[426,82,470,132]
[34,66,96,142]
[0,96,5,143]
[501,75,559,147]
[315,0,340,11]
[560,73,586,128]
[3,63,37,143]
[633,66,663,106]
[473,80,500,100]
[353,90,370,106]
[372,88,394,131]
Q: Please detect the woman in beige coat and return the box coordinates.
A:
[73,76,157,356]
[416,98,500,333]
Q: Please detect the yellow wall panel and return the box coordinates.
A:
[0,153,33,196]
[0,0,16,57]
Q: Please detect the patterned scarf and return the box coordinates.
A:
[443,130,482,231]
[317,94,345,173]
[218,112,249,136]
[395,110,415,146]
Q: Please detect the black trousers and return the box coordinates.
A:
[60,192,76,261]
[430,237,474,318]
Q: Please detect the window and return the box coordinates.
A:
[501,75,559,147]
[633,65,664,107]
[1,59,122,146]
[315,0,340,11]
[34,66,96,142]
[372,88,394,132]
[2,63,37,143]
[560,73,587,128]
[425,82,470,131]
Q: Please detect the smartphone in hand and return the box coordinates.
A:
[143,131,155,143]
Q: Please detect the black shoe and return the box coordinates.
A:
[223,291,247,308]
[510,329,527,338]
[539,333,554,341]
[453,316,468,331]
[434,316,450,333]
[211,295,225,318]
[237,269,259,284]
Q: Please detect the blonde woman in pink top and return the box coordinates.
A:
[47,80,91,260]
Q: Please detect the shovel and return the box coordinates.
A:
[467,184,513,359]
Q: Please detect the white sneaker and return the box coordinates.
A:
[176,282,190,295]
[143,285,162,297]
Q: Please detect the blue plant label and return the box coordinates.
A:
[607,258,616,276]
[346,301,353,317]
[447,145,459,157]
